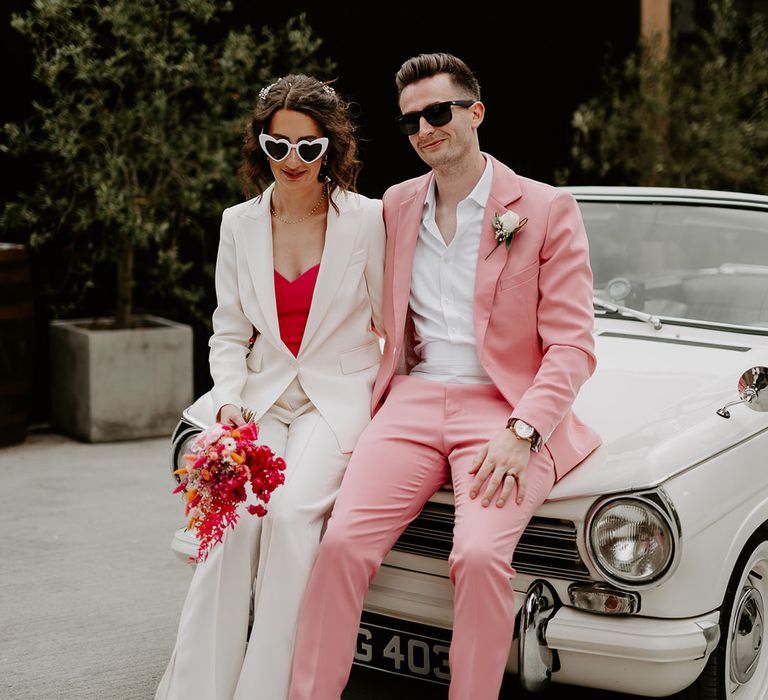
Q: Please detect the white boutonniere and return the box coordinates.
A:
[485,211,528,260]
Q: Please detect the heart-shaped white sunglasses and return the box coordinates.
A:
[258,132,329,164]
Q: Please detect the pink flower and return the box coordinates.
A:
[173,420,286,561]
[193,423,227,451]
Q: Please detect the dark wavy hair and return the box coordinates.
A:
[239,74,361,212]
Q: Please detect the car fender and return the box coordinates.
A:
[638,430,768,616]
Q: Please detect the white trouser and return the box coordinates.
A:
[155,378,350,700]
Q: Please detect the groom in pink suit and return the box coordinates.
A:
[289,53,601,700]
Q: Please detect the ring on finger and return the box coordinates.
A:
[505,470,517,479]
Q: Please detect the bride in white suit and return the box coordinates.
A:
[156,74,385,700]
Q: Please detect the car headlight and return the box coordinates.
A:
[169,421,202,481]
[587,496,676,588]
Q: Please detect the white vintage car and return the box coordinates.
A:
[170,187,768,699]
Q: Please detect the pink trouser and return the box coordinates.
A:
[288,375,556,700]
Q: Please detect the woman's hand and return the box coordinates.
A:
[217,404,247,427]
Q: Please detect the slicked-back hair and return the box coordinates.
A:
[395,53,481,101]
[240,74,361,211]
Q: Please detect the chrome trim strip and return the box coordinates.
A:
[698,619,722,658]
[598,332,751,352]
[565,188,768,209]
[578,197,768,210]
[594,311,768,337]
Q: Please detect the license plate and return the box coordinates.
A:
[353,611,452,685]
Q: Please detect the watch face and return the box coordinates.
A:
[514,420,535,439]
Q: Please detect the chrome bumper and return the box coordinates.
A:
[517,579,721,695]
[518,580,559,692]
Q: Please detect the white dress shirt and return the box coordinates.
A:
[409,155,494,383]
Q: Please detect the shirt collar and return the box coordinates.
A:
[423,153,494,219]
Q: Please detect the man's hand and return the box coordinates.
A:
[469,430,531,507]
[217,404,247,427]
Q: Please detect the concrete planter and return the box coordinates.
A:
[50,315,193,442]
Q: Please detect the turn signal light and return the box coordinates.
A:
[568,583,639,615]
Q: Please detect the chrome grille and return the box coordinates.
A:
[391,501,592,581]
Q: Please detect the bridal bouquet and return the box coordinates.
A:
[173,422,286,561]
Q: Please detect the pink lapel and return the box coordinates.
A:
[390,174,433,347]
[473,157,523,350]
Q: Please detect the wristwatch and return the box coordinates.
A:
[506,418,541,452]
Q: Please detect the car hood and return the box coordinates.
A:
[550,324,768,500]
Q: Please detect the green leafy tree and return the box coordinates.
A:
[562,0,768,193]
[1,1,333,327]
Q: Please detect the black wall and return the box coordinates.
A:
[233,3,639,196]
[0,1,640,420]
[1,2,640,206]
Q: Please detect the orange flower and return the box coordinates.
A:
[173,467,188,476]
[230,452,244,464]
[232,430,241,439]
[201,468,211,481]
[187,515,197,530]
[186,488,198,502]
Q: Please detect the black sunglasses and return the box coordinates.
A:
[395,100,476,136]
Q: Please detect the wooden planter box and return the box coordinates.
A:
[0,243,33,446]
[50,315,193,442]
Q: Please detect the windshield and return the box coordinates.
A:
[580,201,768,329]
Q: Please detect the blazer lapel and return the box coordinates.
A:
[239,184,283,347]
[473,157,523,350]
[392,175,432,346]
[298,190,358,355]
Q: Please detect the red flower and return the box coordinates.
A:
[174,421,286,561]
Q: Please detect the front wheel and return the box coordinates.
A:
[683,534,768,699]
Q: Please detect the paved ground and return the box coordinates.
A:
[0,433,189,699]
[0,432,653,699]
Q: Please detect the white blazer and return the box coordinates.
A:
[191,184,385,453]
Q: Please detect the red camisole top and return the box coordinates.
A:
[273,264,320,357]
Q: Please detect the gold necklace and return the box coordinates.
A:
[271,186,327,225]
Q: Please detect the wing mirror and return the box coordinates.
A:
[716,367,768,418]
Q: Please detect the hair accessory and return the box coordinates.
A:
[258,78,335,102]
[259,77,293,102]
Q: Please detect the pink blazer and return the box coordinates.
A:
[373,155,601,480]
